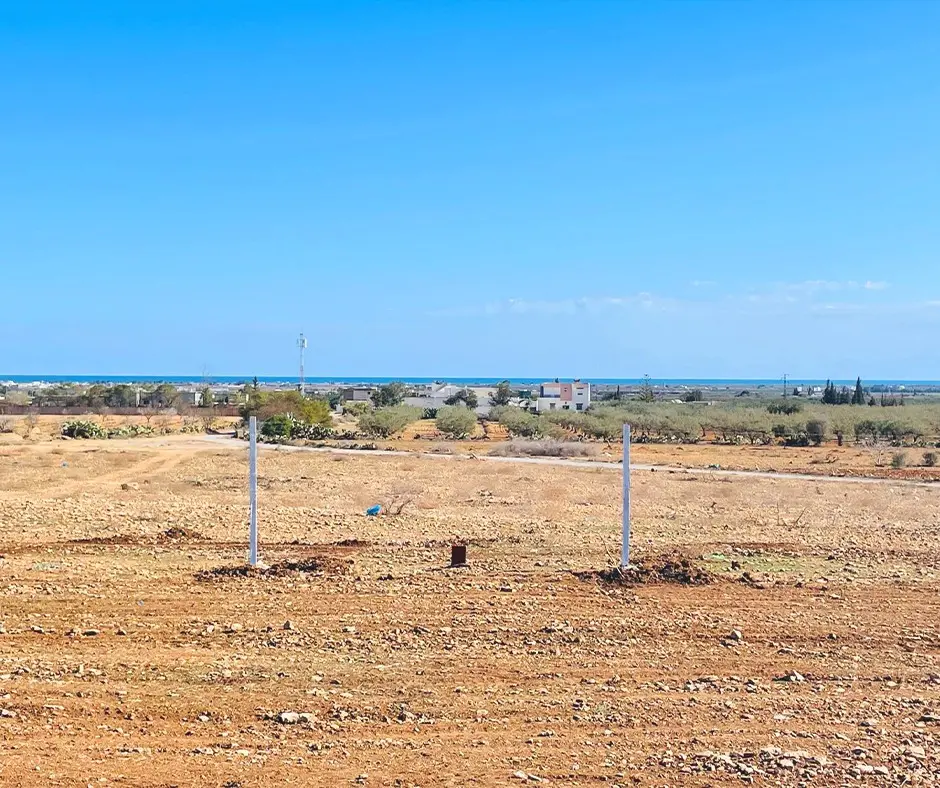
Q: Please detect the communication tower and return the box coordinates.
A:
[297,333,308,393]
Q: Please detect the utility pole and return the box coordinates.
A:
[783,373,788,398]
[621,424,631,569]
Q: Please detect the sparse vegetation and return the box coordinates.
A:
[241,390,332,426]
[444,388,479,409]
[371,382,408,407]
[62,420,108,439]
[805,418,829,446]
[489,439,600,458]
[482,398,940,449]
[891,451,908,469]
[637,375,655,403]
[924,451,938,467]
[490,406,546,438]
[435,406,477,439]
[358,406,422,438]
[261,414,296,441]
[489,380,513,407]
[343,401,371,417]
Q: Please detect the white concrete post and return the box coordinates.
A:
[249,416,258,566]
[621,423,631,568]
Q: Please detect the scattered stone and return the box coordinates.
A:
[82,629,100,637]
[775,671,805,683]
[283,620,296,631]
[278,712,301,725]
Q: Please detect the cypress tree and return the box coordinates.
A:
[853,377,865,405]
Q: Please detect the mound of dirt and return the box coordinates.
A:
[69,528,206,546]
[69,534,137,546]
[159,527,206,542]
[195,555,351,581]
[579,553,714,586]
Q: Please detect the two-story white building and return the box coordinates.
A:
[535,380,591,413]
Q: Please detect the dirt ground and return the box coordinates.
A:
[5,414,938,481]
[1,437,940,786]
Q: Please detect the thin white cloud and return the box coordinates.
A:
[430,293,682,318]
[774,280,889,295]
[431,280,899,321]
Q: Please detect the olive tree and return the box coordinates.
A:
[435,406,477,439]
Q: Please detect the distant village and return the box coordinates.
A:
[0,379,594,415]
[0,376,929,416]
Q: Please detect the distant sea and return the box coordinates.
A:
[2,375,938,387]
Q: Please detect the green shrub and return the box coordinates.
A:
[805,418,829,446]
[489,439,599,458]
[924,451,938,467]
[772,422,808,446]
[435,406,478,439]
[372,382,408,407]
[343,401,371,417]
[62,420,107,439]
[297,422,334,440]
[106,424,155,438]
[445,389,478,409]
[358,406,422,438]
[261,414,296,441]
[768,400,802,415]
[242,391,332,426]
[491,406,544,438]
[891,451,908,469]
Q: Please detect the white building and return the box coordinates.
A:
[535,380,591,413]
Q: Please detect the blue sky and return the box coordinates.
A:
[2,1,938,379]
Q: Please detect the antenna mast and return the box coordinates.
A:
[297,333,308,393]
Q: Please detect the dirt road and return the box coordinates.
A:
[197,433,940,489]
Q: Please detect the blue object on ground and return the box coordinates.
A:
[366,505,381,517]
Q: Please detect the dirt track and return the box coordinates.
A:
[198,433,940,489]
[1,438,939,786]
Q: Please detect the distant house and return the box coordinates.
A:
[175,390,202,407]
[405,383,496,416]
[535,380,591,413]
[340,387,373,403]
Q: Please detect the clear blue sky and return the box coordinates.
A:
[2,1,938,379]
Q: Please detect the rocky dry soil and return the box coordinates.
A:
[1,437,939,786]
